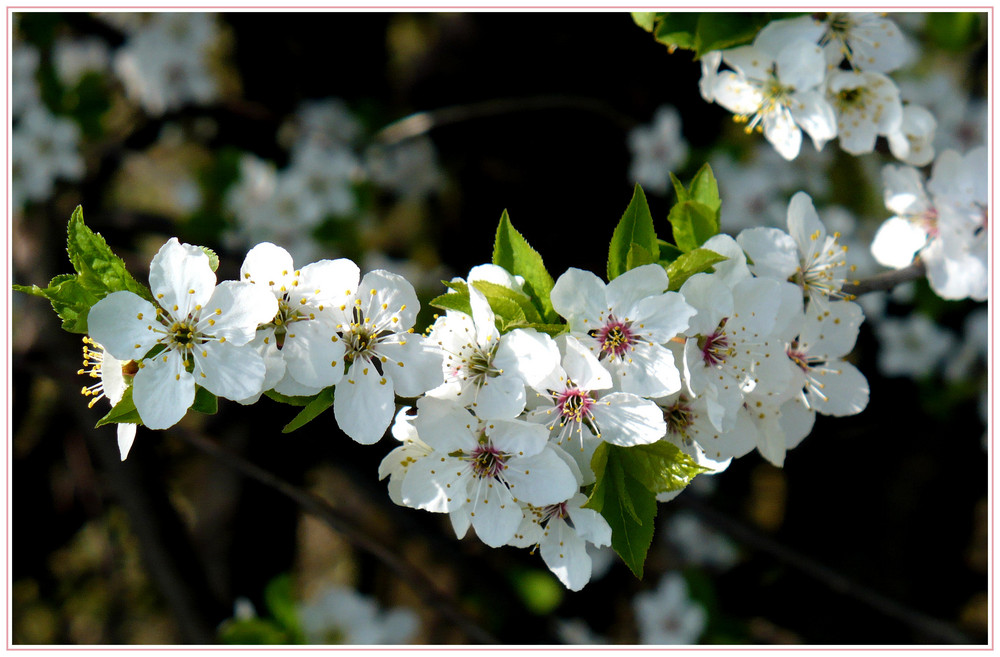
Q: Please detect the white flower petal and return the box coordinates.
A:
[762,107,802,160]
[359,269,419,330]
[606,264,669,315]
[297,258,360,305]
[559,335,611,392]
[148,238,216,317]
[413,397,477,453]
[133,355,195,430]
[379,335,444,398]
[503,450,577,506]
[195,340,267,401]
[471,371,526,419]
[204,281,278,346]
[281,319,345,388]
[401,457,466,513]
[117,423,138,461]
[550,268,609,328]
[468,284,499,344]
[470,483,521,547]
[631,291,696,344]
[334,361,396,444]
[616,342,681,399]
[809,361,869,417]
[870,217,927,269]
[87,291,158,361]
[239,242,294,290]
[494,328,560,391]
[590,392,666,446]
[780,398,816,450]
[712,71,764,115]
[775,39,826,91]
[540,519,592,591]
[737,227,799,281]
[487,418,551,458]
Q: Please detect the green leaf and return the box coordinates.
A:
[608,184,660,280]
[473,280,542,325]
[509,568,564,615]
[694,13,770,55]
[652,13,699,51]
[631,12,658,32]
[657,240,685,265]
[668,200,719,253]
[584,442,708,578]
[429,291,473,317]
[191,386,218,415]
[264,389,320,407]
[282,386,335,433]
[669,172,689,203]
[926,12,983,51]
[200,246,220,272]
[96,386,143,427]
[503,321,568,338]
[584,443,657,578]
[15,274,102,334]
[665,248,727,291]
[492,210,558,323]
[263,575,304,642]
[687,163,722,217]
[625,242,657,272]
[66,206,154,303]
[614,441,708,495]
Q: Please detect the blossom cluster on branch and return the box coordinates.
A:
[20,165,874,591]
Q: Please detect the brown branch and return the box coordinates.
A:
[842,260,927,297]
[171,428,501,645]
[676,492,977,645]
[374,95,637,145]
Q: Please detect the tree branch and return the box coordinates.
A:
[842,260,926,297]
[374,95,637,145]
[675,491,976,645]
[171,428,501,645]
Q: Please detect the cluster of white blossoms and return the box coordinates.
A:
[871,146,988,302]
[701,12,932,163]
[79,186,870,591]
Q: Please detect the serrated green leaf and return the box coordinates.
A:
[625,242,657,272]
[191,386,218,415]
[608,184,660,280]
[669,172,689,203]
[282,386,335,433]
[665,248,727,292]
[264,389,320,407]
[492,210,558,323]
[66,206,154,302]
[687,163,721,217]
[631,12,658,32]
[30,274,101,334]
[96,386,143,427]
[473,280,542,325]
[584,441,707,578]
[668,200,719,253]
[200,246,220,272]
[429,291,473,316]
[584,443,657,578]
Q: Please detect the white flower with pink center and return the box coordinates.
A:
[679,273,794,432]
[508,492,612,592]
[785,300,870,417]
[526,336,666,449]
[657,392,738,472]
[550,264,695,399]
[400,397,577,548]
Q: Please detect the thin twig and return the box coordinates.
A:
[374,95,637,145]
[843,260,927,297]
[172,428,501,645]
[675,492,977,645]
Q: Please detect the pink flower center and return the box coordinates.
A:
[699,320,733,366]
[596,317,635,360]
[469,443,508,479]
[787,345,811,372]
[663,397,695,437]
[557,388,594,423]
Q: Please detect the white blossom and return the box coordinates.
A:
[627,105,689,195]
[87,238,277,429]
[551,264,695,399]
[12,106,85,210]
[78,337,139,460]
[634,573,707,645]
[875,314,955,378]
[298,585,419,645]
[827,70,903,155]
